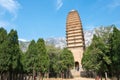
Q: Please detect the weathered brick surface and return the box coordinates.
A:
[66,10,85,76]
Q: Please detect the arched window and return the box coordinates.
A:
[75,62,79,71]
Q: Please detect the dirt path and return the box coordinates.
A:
[43,77,111,80]
[64,77,94,80]
[43,77,95,80]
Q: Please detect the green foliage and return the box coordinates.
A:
[1,25,119,79]
[36,38,49,74]
[0,28,23,80]
[109,26,120,76]
[60,48,74,72]
[7,29,21,71]
[0,27,7,43]
[0,27,8,72]
[0,28,22,73]
[82,35,106,71]
[25,40,37,73]
[46,45,74,78]
[46,44,62,77]
[82,26,113,72]
[82,25,120,78]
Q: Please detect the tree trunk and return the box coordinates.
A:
[66,70,67,78]
[39,73,44,80]
[20,73,23,80]
[28,75,31,80]
[99,72,102,80]
[117,73,119,80]
[100,74,102,80]
[24,74,27,80]
[33,69,35,80]
[9,71,12,80]
[42,73,44,80]
[0,72,1,80]
[6,71,9,80]
[0,72,3,80]
[5,72,8,80]
[105,72,107,80]
[39,73,41,80]
[60,72,62,78]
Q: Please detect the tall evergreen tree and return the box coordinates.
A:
[46,44,62,78]
[25,40,37,79]
[60,48,74,78]
[0,27,8,79]
[7,29,21,80]
[36,38,49,80]
[82,26,113,79]
[109,26,120,79]
[0,27,7,43]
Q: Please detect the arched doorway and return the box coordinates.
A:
[75,62,79,71]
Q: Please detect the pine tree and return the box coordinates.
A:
[82,26,113,79]
[0,27,8,79]
[7,29,21,80]
[109,26,120,79]
[46,44,62,78]
[36,38,49,80]
[25,40,37,79]
[60,48,74,78]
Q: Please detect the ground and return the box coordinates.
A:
[43,77,111,80]
[43,77,95,80]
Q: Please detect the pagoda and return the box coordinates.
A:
[66,10,85,71]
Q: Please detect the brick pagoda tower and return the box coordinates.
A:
[66,10,85,72]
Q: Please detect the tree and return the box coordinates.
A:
[109,26,120,79]
[82,35,106,72]
[46,44,62,78]
[0,27,8,80]
[0,27,7,43]
[7,29,21,80]
[25,40,37,80]
[36,38,49,80]
[60,48,74,78]
[82,26,113,79]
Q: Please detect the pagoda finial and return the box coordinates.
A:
[70,9,76,12]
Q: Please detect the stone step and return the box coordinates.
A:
[70,69,80,77]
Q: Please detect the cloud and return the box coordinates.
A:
[18,39,29,42]
[0,0,20,19]
[56,0,63,10]
[108,0,120,9]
